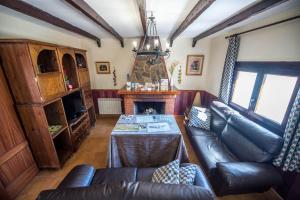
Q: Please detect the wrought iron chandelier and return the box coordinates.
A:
[132,12,170,65]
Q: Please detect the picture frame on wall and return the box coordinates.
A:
[186,55,204,76]
[96,61,110,74]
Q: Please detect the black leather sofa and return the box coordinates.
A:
[184,101,283,196]
[37,164,215,200]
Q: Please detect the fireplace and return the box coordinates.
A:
[118,90,178,115]
[134,101,165,114]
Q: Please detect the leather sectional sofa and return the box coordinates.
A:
[185,101,283,196]
[37,164,215,200]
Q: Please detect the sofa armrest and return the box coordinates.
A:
[214,162,282,195]
[57,165,95,189]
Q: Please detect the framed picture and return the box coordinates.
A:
[96,62,110,74]
[186,55,204,75]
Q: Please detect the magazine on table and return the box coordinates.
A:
[147,122,170,132]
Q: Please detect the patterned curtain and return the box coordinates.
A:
[219,36,240,104]
[273,88,300,172]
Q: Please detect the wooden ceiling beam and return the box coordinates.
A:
[0,0,101,47]
[137,0,147,35]
[65,0,124,47]
[169,0,215,47]
[192,0,288,47]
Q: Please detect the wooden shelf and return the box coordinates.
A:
[50,125,68,139]
[63,88,80,97]
[75,53,87,69]
[36,49,60,74]
[59,48,80,91]
[69,111,88,127]
[44,99,68,128]
[53,128,73,166]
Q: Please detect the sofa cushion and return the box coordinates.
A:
[214,162,283,195]
[152,160,180,184]
[91,168,137,184]
[191,136,237,174]
[185,126,216,137]
[179,164,197,185]
[137,168,156,182]
[221,115,283,162]
[137,164,208,188]
[210,101,237,136]
[188,106,211,131]
[125,182,215,200]
[38,182,215,200]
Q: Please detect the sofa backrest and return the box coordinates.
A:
[221,114,283,163]
[210,101,236,137]
[37,182,215,200]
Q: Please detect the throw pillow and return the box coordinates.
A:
[152,160,180,184]
[179,164,197,185]
[188,106,211,130]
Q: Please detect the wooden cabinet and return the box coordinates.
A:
[0,41,66,104]
[69,112,90,151]
[0,42,42,104]
[18,99,72,168]
[0,66,38,199]
[0,39,96,169]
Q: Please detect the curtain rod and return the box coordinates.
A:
[225,15,300,39]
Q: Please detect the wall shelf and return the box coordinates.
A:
[37,49,60,73]
[50,126,68,139]
[61,52,79,90]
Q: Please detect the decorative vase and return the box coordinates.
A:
[170,76,174,89]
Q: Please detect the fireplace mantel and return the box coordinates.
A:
[118,89,178,115]
[117,89,178,95]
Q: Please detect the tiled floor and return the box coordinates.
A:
[16,116,278,200]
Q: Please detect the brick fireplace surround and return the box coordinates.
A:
[118,89,178,115]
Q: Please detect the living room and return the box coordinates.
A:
[0,0,299,200]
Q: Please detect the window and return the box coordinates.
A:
[255,75,297,124]
[231,71,257,108]
[230,62,300,134]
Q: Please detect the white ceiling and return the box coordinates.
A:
[182,0,257,37]
[10,0,300,40]
[84,0,143,37]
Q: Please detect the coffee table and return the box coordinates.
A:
[108,115,189,168]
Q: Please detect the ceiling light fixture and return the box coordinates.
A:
[132,12,170,65]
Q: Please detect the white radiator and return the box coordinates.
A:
[98,98,122,114]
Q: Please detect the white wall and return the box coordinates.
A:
[162,38,211,90]
[0,6,211,90]
[81,37,211,90]
[206,8,300,96]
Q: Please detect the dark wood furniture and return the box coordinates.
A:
[0,66,38,200]
[69,112,90,151]
[0,39,96,168]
